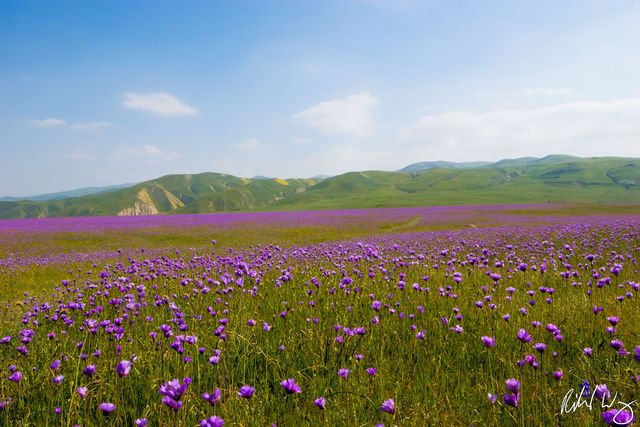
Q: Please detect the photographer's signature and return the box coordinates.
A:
[561,386,637,425]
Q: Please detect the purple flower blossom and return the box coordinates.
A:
[503,393,520,407]
[280,378,302,394]
[200,416,225,427]
[314,397,326,409]
[481,336,496,348]
[533,343,547,353]
[116,360,131,377]
[238,385,255,398]
[161,396,182,411]
[52,375,65,385]
[595,384,611,401]
[337,369,350,379]
[380,398,395,414]
[202,389,222,406]
[517,329,532,343]
[77,387,87,398]
[450,324,463,333]
[159,378,191,402]
[602,409,635,425]
[83,365,96,376]
[49,360,61,371]
[98,403,116,415]
[366,367,377,376]
[610,339,624,351]
[505,378,521,393]
[8,372,22,383]
[135,419,148,426]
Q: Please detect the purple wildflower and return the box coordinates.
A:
[380,398,395,414]
[202,389,222,406]
[505,378,521,393]
[116,360,131,378]
[98,403,116,415]
[595,384,611,401]
[238,385,255,398]
[517,329,532,343]
[533,343,547,353]
[481,336,496,348]
[314,397,326,409]
[503,393,520,407]
[200,416,225,427]
[602,409,635,425]
[280,378,302,394]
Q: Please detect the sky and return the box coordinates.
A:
[2,0,640,196]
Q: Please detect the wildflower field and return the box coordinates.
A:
[0,204,639,426]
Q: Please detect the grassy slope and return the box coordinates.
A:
[269,157,640,210]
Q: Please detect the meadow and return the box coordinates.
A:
[0,204,638,426]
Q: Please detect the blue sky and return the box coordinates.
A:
[2,0,640,196]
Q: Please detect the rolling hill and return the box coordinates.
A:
[1,155,639,219]
[0,183,136,202]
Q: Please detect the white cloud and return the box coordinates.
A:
[292,92,378,136]
[117,144,181,161]
[400,98,640,160]
[69,121,113,131]
[28,118,112,131]
[28,118,66,127]
[233,138,263,152]
[122,92,199,116]
[67,149,95,160]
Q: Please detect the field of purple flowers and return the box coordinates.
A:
[0,206,639,426]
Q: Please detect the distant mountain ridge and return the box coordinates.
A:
[1,155,639,219]
[0,183,136,202]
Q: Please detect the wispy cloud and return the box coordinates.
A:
[28,118,66,127]
[68,121,113,131]
[122,92,199,116]
[117,144,180,161]
[28,118,112,131]
[400,98,640,160]
[233,138,263,152]
[292,92,378,136]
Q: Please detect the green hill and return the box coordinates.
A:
[0,173,319,219]
[1,156,639,219]
[270,156,640,210]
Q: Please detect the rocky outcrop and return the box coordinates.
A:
[117,188,159,216]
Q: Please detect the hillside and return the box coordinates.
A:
[1,156,639,219]
[0,173,319,219]
[270,156,640,210]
